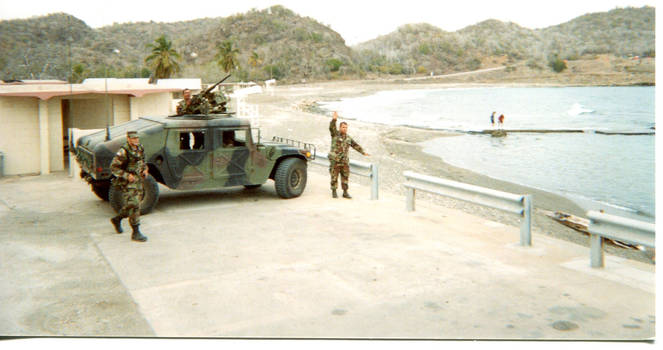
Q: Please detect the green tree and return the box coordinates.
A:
[248,51,262,68]
[144,35,181,83]
[215,40,240,73]
[71,63,88,83]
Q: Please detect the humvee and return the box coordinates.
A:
[74,114,315,214]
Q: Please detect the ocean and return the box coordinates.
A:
[319,86,655,219]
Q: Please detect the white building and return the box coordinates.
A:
[0,78,201,176]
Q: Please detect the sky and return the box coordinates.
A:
[0,0,656,45]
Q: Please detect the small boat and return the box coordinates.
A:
[489,130,507,137]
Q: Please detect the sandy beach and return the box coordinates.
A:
[246,79,654,264]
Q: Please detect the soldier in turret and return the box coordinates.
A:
[329,111,369,199]
[109,131,149,242]
[176,88,211,115]
[176,88,192,115]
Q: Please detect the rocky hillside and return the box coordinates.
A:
[0,5,356,83]
[0,5,655,84]
[355,6,654,76]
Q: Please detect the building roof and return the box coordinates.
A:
[0,88,182,100]
[0,78,201,101]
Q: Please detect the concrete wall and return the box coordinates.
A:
[0,97,41,175]
[47,98,64,172]
[130,93,173,119]
[112,95,131,125]
[69,96,110,129]
[1,92,174,176]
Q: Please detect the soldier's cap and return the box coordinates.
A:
[127,131,139,138]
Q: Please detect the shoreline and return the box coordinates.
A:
[248,80,654,264]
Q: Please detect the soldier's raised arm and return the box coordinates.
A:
[330,111,339,136]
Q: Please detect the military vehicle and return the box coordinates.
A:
[74,113,315,214]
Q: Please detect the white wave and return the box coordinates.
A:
[567,103,594,116]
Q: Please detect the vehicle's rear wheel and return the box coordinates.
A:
[274,157,307,198]
[109,175,160,215]
[91,181,110,201]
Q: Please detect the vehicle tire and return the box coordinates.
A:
[109,175,160,215]
[274,157,307,199]
[91,181,110,201]
[243,184,262,190]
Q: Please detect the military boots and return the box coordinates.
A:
[342,190,352,199]
[111,215,124,234]
[131,224,148,242]
[332,189,338,198]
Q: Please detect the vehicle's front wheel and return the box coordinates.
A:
[109,175,160,215]
[91,181,110,201]
[274,157,307,198]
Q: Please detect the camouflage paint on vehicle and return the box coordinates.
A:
[75,114,313,193]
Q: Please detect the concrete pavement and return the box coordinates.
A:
[0,169,655,339]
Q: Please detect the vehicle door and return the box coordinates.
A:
[167,128,211,189]
[212,128,250,186]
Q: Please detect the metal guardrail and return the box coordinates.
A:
[403,171,532,246]
[311,151,379,200]
[587,210,655,268]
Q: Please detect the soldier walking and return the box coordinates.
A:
[109,131,149,242]
[329,111,369,199]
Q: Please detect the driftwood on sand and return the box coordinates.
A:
[540,210,641,250]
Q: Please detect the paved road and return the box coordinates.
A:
[0,170,655,339]
[403,66,507,81]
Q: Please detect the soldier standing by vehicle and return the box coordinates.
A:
[329,111,369,199]
[109,131,149,242]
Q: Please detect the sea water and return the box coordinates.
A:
[319,87,655,218]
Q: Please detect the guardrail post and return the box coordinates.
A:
[406,186,415,212]
[520,195,532,246]
[590,233,605,268]
[587,210,655,268]
[370,163,379,200]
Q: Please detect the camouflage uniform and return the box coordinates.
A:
[110,132,148,242]
[176,95,211,115]
[329,119,365,193]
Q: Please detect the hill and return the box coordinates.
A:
[355,6,654,78]
[0,5,655,84]
[0,6,356,83]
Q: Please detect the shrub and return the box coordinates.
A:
[325,58,344,72]
[418,44,431,55]
[527,59,543,70]
[388,63,404,74]
[549,57,567,72]
[310,32,323,43]
[263,64,283,79]
[466,58,481,70]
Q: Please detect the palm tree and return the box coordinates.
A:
[248,51,262,68]
[145,35,181,83]
[215,40,240,73]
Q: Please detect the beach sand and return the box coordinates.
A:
[246,80,654,264]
